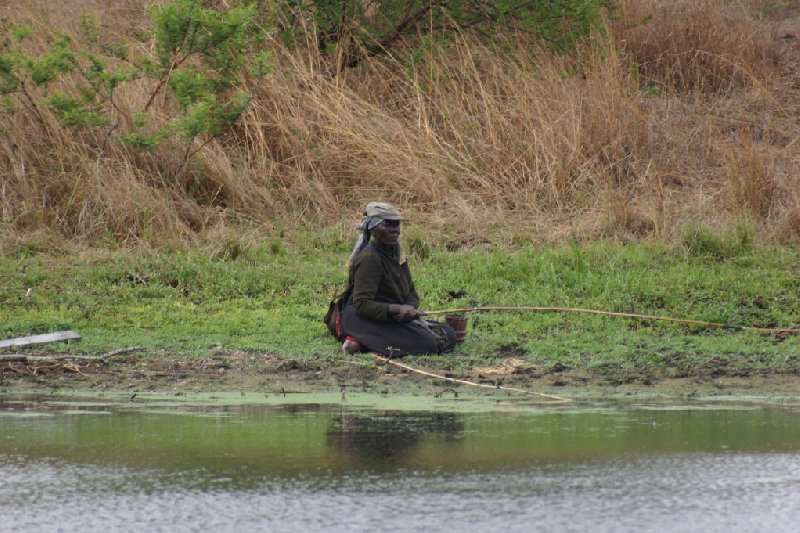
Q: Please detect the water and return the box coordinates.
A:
[1,393,799,532]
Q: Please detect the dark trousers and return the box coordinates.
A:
[341,304,443,356]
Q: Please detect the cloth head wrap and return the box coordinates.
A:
[347,202,407,267]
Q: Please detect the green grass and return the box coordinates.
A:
[2,233,799,378]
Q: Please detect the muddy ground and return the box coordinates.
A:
[2,349,800,400]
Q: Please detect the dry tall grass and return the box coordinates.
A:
[1,0,800,251]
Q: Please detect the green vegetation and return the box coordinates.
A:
[3,236,799,380]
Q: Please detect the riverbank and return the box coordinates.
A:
[2,347,800,402]
[2,239,799,397]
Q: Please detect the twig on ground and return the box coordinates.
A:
[96,346,146,361]
[0,347,145,364]
[367,353,571,403]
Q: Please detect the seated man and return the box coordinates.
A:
[339,202,456,356]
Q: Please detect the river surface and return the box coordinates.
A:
[1,392,799,532]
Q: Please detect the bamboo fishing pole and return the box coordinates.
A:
[422,306,800,334]
[358,304,800,405]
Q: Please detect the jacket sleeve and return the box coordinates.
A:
[404,263,420,309]
[352,253,390,321]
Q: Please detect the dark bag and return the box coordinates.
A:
[422,320,458,354]
[324,283,353,342]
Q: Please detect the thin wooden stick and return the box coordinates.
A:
[423,306,800,334]
[96,346,145,361]
[0,347,144,364]
[368,352,571,403]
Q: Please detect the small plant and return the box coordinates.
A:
[682,225,726,259]
[682,221,754,260]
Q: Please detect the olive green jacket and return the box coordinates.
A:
[348,242,420,321]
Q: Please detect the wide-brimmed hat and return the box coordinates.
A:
[364,201,408,221]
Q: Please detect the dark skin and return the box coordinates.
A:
[373,219,420,322]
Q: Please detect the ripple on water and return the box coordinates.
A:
[1,452,799,532]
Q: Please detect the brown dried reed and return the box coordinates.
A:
[1,0,799,249]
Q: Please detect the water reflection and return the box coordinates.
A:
[328,411,464,464]
[3,399,800,474]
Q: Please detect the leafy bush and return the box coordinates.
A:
[278,0,616,70]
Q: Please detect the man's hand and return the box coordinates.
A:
[388,304,420,323]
